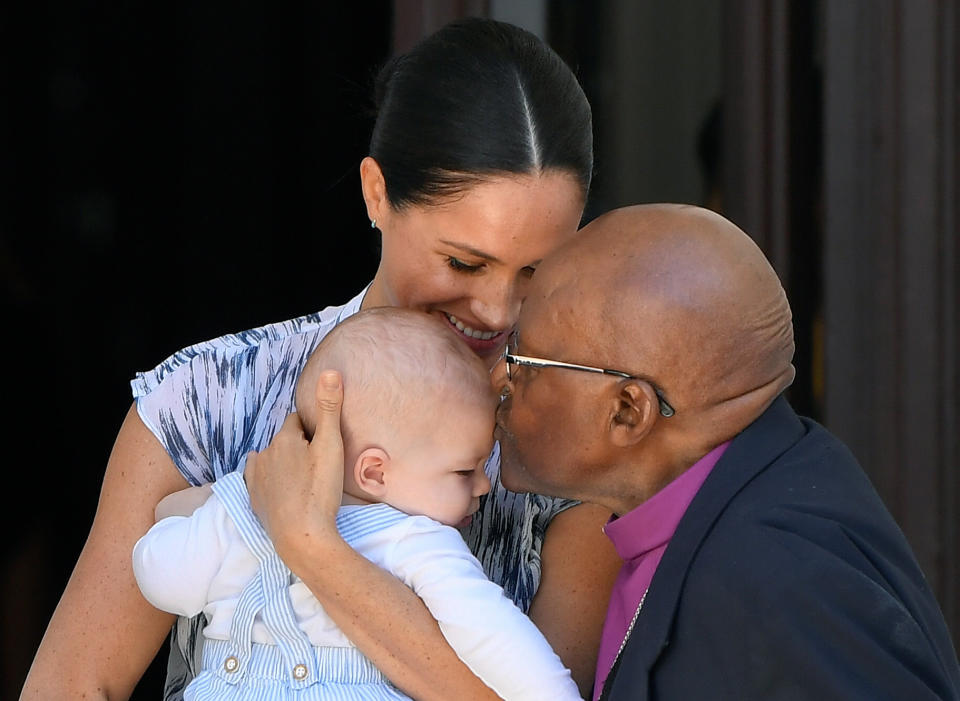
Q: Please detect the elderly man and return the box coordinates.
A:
[242,203,958,701]
[492,204,960,700]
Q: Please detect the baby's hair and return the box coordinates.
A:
[296,308,493,451]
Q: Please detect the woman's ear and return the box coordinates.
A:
[359,156,389,225]
[609,381,658,448]
[353,447,390,500]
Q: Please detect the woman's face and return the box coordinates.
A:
[362,161,585,363]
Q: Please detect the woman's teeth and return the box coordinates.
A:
[447,314,498,340]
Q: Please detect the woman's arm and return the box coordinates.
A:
[21,403,190,701]
[528,503,621,698]
[386,521,581,701]
[245,372,500,701]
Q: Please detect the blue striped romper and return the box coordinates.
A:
[182,472,412,700]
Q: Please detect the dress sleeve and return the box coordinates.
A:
[133,348,263,486]
[132,493,234,618]
[385,518,583,701]
[129,287,372,487]
[132,327,322,486]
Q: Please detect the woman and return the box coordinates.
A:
[23,18,620,700]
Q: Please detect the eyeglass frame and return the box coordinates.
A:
[503,332,676,418]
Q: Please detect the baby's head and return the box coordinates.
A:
[296,308,495,527]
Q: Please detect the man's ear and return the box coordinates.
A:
[359,156,389,225]
[354,447,390,499]
[609,381,658,447]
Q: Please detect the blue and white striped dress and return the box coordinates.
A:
[131,287,576,701]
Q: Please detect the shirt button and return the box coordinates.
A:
[224,655,240,673]
[292,663,308,680]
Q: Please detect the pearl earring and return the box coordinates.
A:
[370,219,377,229]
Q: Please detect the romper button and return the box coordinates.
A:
[293,663,308,680]
[224,655,239,673]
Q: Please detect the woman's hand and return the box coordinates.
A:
[244,370,345,571]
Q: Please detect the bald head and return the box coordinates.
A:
[534,204,795,442]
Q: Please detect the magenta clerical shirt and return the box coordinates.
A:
[592,441,730,700]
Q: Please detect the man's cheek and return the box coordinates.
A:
[497,443,527,492]
[494,397,513,431]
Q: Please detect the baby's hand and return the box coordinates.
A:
[155,484,213,521]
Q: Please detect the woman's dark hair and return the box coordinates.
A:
[370,17,593,209]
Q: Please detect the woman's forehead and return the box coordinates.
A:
[416,174,581,251]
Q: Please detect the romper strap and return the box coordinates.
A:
[211,472,277,563]
[212,471,319,690]
[209,571,264,685]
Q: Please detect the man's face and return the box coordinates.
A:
[493,287,613,500]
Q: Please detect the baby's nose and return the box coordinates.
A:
[474,469,492,497]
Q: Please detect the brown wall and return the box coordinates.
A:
[821,0,959,640]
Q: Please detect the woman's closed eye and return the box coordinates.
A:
[447,256,484,273]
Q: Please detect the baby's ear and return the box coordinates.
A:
[354,448,390,499]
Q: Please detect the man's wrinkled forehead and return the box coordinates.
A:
[517,266,598,353]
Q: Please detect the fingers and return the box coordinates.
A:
[309,370,344,458]
[314,370,343,414]
[277,412,307,440]
[244,451,260,512]
[244,452,258,481]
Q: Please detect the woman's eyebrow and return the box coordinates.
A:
[439,239,503,264]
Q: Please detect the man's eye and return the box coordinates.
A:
[447,257,482,273]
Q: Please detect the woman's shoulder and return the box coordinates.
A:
[131,287,367,398]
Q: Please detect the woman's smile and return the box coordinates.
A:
[442,312,506,354]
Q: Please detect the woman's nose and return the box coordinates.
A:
[471,275,520,331]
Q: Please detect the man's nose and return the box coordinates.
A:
[489,354,511,397]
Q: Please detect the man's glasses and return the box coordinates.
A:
[503,332,676,417]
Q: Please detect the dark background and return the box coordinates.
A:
[4,1,958,698]
[3,3,390,695]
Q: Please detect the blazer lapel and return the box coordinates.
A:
[602,396,806,700]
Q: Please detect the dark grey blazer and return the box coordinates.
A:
[600,397,960,700]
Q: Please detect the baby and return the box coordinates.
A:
[133,308,581,700]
